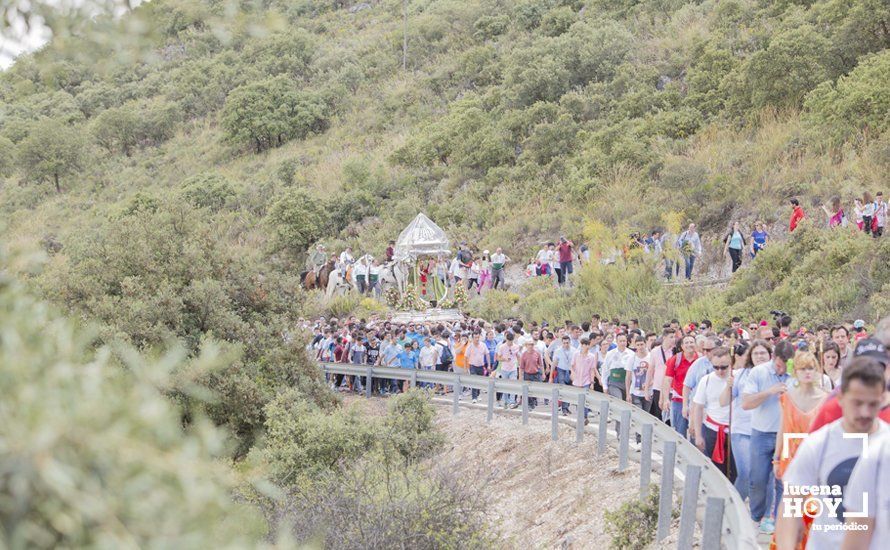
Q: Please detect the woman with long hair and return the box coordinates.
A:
[723,339,771,501]
[771,351,828,550]
[818,340,842,389]
[853,198,865,230]
[821,196,846,228]
[723,221,747,273]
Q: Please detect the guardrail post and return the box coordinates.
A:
[486,379,495,423]
[618,409,631,471]
[701,496,724,549]
[597,400,609,454]
[410,370,417,389]
[575,392,586,443]
[452,377,461,415]
[640,423,653,499]
[521,384,529,425]
[677,464,701,550]
[365,367,373,398]
[551,387,559,441]
[657,441,676,541]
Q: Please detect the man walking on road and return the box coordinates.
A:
[519,340,544,408]
[466,332,490,403]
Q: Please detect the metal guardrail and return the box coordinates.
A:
[318,362,759,550]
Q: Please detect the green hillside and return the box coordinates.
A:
[2,0,889,545]
[1,0,889,419]
[3,0,888,323]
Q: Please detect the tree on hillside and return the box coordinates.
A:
[266,188,330,254]
[804,51,890,145]
[15,119,85,193]
[91,97,181,156]
[745,25,831,110]
[221,75,328,153]
[0,249,266,547]
[0,136,14,177]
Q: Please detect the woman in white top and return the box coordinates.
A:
[854,198,865,230]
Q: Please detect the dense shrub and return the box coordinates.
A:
[0,250,266,548]
[180,173,237,211]
[266,187,331,254]
[604,485,677,550]
[221,75,329,152]
[92,96,181,155]
[803,51,890,145]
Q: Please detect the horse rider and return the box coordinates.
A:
[338,246,355,278]
[307,243,328,275]
[385,240,395,262]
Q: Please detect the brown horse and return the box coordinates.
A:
[302,260,335,290]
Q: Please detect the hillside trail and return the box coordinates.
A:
[344,395,682,548]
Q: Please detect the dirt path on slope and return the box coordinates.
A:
[434,406,654,549]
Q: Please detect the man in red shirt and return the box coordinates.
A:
[809,338,890,431]
[556,236,575,287]
[519,340,544,408]
[661,335,699,438]
[789,198,805,232]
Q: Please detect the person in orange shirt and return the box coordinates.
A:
[771,351,827,550]
[452,332,469,375]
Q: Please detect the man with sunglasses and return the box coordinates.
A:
[691,347,736,480]
[552,335,576,415]
[683,336,719,443]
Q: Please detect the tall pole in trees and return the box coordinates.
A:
[402,0,408,71]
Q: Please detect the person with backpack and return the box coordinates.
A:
[723,221,747,273]
[691,346,736,480]
[434,332,453,394]
[676,223,703,280]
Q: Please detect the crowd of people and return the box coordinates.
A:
[306,191,888,296]
[303,311,890,548]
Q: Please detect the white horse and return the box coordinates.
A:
[326,266,354,299]
[379,259,410,294]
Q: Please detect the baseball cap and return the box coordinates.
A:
[853,338,889,366]
[853,319,865,330]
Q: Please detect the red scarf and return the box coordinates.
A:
[706,415,730,464]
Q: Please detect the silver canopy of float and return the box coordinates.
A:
[392,212,451,261]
